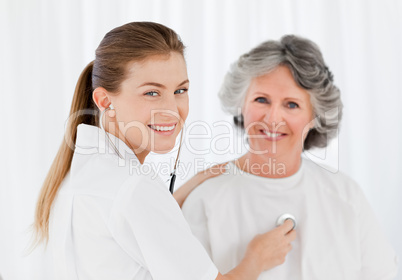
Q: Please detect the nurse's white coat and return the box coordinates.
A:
[49,124,218,280]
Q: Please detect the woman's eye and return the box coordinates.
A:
[145,91,159,97]
[175,88,188,94]
[287,102,299,109]
[255,97,268,103]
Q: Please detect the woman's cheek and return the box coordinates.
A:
[180,98,190,121]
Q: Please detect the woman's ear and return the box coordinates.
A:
[302,117,316,140]
[308,117,316,130]
[93,87,111,111]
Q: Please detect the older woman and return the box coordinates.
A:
[181,35,398,279]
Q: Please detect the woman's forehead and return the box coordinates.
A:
[247,66,310,100]
[122,53,188,87]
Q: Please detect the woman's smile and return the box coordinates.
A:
[259,129,288,141]
[148,123,177,136]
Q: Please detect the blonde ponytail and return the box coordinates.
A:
[33,61,97,246]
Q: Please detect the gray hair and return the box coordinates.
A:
[218,35,343,150]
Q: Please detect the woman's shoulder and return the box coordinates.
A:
[183,161,240,206]
[302,158,356,182]
[67,150,166,201]
[302,158,364,205]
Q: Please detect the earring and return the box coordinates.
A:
[107,104,116,118]
[99,104,123,159]
[100,104,115,130]
[234,114,244,128]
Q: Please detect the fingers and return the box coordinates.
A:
[285,228,297,242]
[287,243,293,254]
[277,219,295,235]
[250,224,296,271]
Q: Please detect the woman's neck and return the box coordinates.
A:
[235,152,302,178]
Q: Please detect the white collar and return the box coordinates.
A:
[75,124,138,163]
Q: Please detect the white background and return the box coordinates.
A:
[0,0,401,279]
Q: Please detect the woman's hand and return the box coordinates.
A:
[173,162,228,207]
[217,219,296,280]
[246,219,296,271]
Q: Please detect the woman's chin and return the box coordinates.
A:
[151,143,177,154]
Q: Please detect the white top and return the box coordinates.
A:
[49,124,218,280]
[182,159,398,280]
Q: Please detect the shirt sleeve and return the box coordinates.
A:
[356,186,398,279]
[108,175,218,280]
[182,187,213,258]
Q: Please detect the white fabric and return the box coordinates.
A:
[49,124,218,280]
[182,159,398,280]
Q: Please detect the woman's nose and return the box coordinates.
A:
[157,96,180,118]
[263,105,283,127]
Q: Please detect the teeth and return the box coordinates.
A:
[264,131,282,138]
[150,125,175,132]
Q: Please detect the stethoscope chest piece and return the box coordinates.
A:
[276,213,297,231]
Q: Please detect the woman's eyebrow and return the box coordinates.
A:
[177,79,189,87]
[252,92,306,103]
[252,91,270,97]
[284,97,303,101]
[138,79,189,89]
[138,82,166,89]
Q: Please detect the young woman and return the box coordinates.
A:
[33,22,296,280]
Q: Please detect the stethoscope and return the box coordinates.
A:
[276,213,297,231]
[100,105,183,194]
[168,130,183,194]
